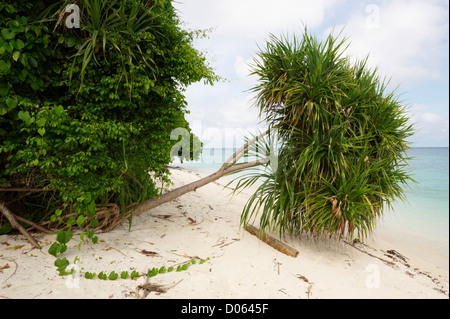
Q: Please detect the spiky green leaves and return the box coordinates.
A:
[239,30,414,240]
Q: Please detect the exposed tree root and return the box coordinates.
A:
[0,201,39,248]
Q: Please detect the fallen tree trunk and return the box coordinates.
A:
[1,129,271,241]
[132,130,270,217]
[133,158,268,216]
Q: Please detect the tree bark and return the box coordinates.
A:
[0,201,40,248]
[14,215,53,234]
[245,224,299,258]
[133,159,268,216]
[132,130,270,217]
[0,188,53,192]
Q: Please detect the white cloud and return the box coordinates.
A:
[176,1,449,148]
[184,83,263,148]
[233,56,250,80]
[217,94,260,127]
[408,104,449,144]
[233,55,260,86]
[175,0,343,37]
[325,0,449,87]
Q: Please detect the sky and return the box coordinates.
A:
[173,0,449,148]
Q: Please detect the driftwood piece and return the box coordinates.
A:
[0,201,39,248]
[245,224,299,258]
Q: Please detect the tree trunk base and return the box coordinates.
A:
[0,201,40,248]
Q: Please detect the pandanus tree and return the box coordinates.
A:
[234,31,415,241]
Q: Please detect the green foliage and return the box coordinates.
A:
[48,229,73,257]
[54,257,71,276]
[236,30,415,240]
[98,271,107,280]
[158,266,167,274]
[85,272,96,279]
[0,0,217,241]
[130,270,140,279]
[148,267,158,277]
[108,271,119,280]
[78,257,210,281]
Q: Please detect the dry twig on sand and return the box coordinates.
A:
[344,240,395,267]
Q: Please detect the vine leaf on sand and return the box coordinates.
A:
[64,257,213,281]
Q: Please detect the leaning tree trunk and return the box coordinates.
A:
[132,130,269,217]
[0,201,40,248]
[0,130,270,247]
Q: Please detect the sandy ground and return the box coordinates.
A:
[0,168,448,299]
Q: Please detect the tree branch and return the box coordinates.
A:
[0,188,54,192]
[15,215,53,234]
[132,132,271,217]
[220,129,270,172]
[0,201,40,248]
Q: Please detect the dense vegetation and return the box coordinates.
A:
[1,1,414,248]
[0,0,218,233]
[237,31,414,240]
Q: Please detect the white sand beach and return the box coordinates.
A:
[0,167,448,299]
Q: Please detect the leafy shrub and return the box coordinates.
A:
[0,0,218,229]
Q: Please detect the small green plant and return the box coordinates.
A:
[98,272,108,280]
[85,272,96,279]
[148,267,158,277]
[130,270,140,279]
[79,230,99,248]
[79,257,212,280]
[54,257,70,276]
[108,271,119,280]
[158,266,167,274]
[48,230,73,257]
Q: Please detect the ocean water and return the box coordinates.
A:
[172,147,449,265]
[377,148,449,266]
[172,147,262,183]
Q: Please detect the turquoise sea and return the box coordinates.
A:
[173,147,449,267]
[377,147,449,267]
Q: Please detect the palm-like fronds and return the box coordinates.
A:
[53,0,163,90]
[236,30,415,240]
